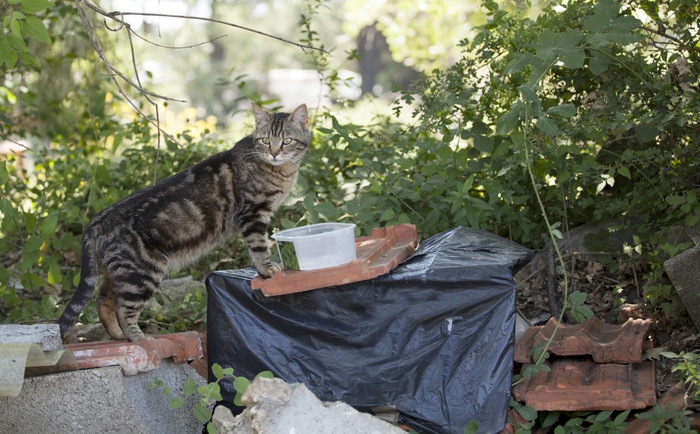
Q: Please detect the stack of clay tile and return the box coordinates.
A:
[513,317,656,411]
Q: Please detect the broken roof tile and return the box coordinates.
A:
[251,224,419,296]
[63,331,203,376]
[513,359,656,411]
[515,317,652,364]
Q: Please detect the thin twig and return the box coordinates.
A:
[130,30,229,50]
[75,1,184,103]
[154,104,161,185]
[640,25,700,53]
[75,0,182,146]
[0,136,32,152]
[81,1,327,54]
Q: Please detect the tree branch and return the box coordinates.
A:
[80,1,328,54]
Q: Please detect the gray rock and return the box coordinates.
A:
[664,245,700,332]
[212,377,404,434]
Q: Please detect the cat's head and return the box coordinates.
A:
[251,103,310,166]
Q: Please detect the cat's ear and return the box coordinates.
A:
[252,103,271,126]
[289,104,308,131]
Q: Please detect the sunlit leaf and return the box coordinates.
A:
[19,0,54,14]
[23,16,51,44]
[547,103,577,118]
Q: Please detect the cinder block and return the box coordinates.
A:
[0,360,207,434]
[0,324,62,351]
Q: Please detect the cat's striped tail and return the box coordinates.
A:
[58,238,99,339]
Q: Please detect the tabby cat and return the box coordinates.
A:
[58,103,310,341]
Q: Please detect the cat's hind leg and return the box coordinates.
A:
[97,275,127,340]
[114,268,164,341]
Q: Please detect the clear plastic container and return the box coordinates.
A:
[272,223,357,271]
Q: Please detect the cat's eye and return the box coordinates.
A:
[261,138,270,145]
[282,138,292,145]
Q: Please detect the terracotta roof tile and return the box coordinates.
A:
[251,224,419,296]
[515,317,652,364]
[513,359,656,411]
[63,331,202,376]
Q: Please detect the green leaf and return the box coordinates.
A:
[255,371,274,379]
[23,16,51,44]
[666,195,685,206]
[536,30,585,69]
[0,38,11,67]
[40,213,59,236]
[569,290,587,306]
[0,264,10,285]
[504,52,536,76]
[169,398,184,409]
[463,420,479,434]
[183,377,197,396]
[10,18,22,38]
[193,402,213,423]
[473,135,494,153]
[314,201,340,220]
[206,422,218,434]
[635,124,659,144]
[571,305,594,323]
[7,33,27,51]
[546,103,577,118]
[47,262,62,285]
[0,162,8,184]
[6,48,18,68]
[21,271,46,288]
[542,412,561,428]
[617,166,631,179]
[379,208,395,222]
[232,376,250,394]
[613,409,631,424]
[588,51,612,75]
[495,103,523,136]
[517,84,542,116]
[515,404,538,421]
[211,363,224,380]
[19,0,54,14]
[19,50,40,68]
[536,117,559,137]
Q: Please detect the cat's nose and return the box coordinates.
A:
[270,146,281,157]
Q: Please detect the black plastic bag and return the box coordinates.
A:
[207,227,532,433]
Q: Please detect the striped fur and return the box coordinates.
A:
[58,103,310,341]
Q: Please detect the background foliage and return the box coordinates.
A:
[0,0,697,335]
[1,0,697,335]
[1,0,698,430]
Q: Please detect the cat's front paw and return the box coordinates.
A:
[256,262,283,278]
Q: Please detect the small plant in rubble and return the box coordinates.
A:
[149,363,273,434]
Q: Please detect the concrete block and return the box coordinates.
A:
[0,324,62,351]
[0,359,207,434]
[664,245,700,331]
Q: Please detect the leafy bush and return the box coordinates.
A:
[0,114,234,324]
[299,0,699,312]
